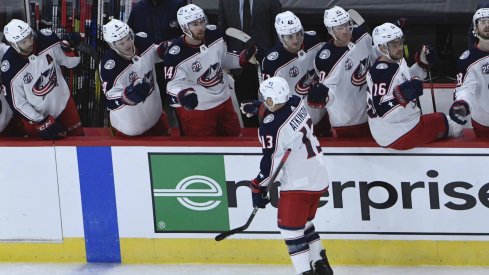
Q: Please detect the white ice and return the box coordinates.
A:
[0,264,488,275]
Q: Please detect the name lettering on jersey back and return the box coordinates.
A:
[289,105,308,131]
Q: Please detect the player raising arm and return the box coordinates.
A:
[100,19,170,137]
[367,23,462,150]
[250,76,333,275]
[449,8,489,137]
[1,19,84,139]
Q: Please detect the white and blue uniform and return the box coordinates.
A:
[100,32,163,136]
[261,31,325,124]
[454,47,489,127]
[1,29,80,123]
[367,57,427,146]
[163,25,241,110]
[255,95,328,192]
[314,26,373,128]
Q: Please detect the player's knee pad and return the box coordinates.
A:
[281,228,309,256]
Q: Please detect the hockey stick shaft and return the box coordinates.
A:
[427,67,437,112]
[215,149,291,241]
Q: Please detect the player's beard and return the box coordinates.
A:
[478,28,489,40]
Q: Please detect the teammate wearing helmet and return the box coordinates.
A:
[163,4,256,136]
[99,19,170,137]
[311,6,374,137]
[449,8,489,137]
[250,76,333,275]
[367,23,462,150]
[0,19,83,140]
[251,11,331,137]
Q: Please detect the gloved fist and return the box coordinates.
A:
[449,100,470,125]
[239,45,258,67]
[240,100,263,118]
[307,83,329,109]
[178,88,198,110]
[122,79,151,105]
[156,40,170,60]
[61,33,81,56]
[34,115,66,140]
[415,45,437,69]
[250,179,269,208]
[393,78,423,107]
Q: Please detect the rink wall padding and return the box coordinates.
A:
[1,108,489,265]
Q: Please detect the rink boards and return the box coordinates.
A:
[1,141,489,266]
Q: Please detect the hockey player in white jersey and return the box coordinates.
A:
[312,6,373,138]
[1,19,84,140]
[100,19,170,137]
[367,23,462,150]
[251,76,333,275]
[251,11,331,137]
[164,4,256,136]
[450,8,489,137]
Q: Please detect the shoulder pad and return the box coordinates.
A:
[369,60,398,83]
[457,47,489,73]
[315,43,347,76]
[266,51,279,61]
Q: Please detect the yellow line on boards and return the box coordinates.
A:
[0,238,86,262]
[120,238,489,266]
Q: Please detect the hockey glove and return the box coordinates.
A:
[449,100,470,125]
[415,45,437,69]
[239,45,258,67]
[61,33,81,56]
[122,79,151,105]
[307,83,329,109]
[34,115,66,140]
[250,179,269,208]
[393,79,423,107]
[156,40,171,60]
[177,88,198,110]
[240,100,264,118]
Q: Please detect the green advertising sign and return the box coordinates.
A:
[149,154,230,232]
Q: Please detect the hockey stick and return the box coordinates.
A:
[347,9,365,26]
[427,66,437,112]
[215,149,292,241]
[225,27,258,64]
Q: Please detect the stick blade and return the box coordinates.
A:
[225,27,255,47]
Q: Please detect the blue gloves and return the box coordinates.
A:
[394,79,423,107]
[61,33,81,56]
[307,83,329,109]
[250,179,269,208]
[177,88,198,110]
[122,79,151,105]
[240,100,263,118]
[239,45,258,67]
[34,115,66,140]
[449,100,470,125]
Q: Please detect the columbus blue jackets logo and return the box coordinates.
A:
[295,69,318,95]
[32,66,58,96]
[197,62,223,87]
[351,58,369,86]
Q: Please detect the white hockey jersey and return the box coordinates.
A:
[100,32,163,136]
[367,57,427,147]
[261,31,326,124]
[314,26,373,128]
[1,29,80,123]
[163,25,241,110]
[0,43,13,132]
[255,95,329,192]
[454,47,489,127]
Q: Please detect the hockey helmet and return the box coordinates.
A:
[103,19,132,43]
[259,76,291,110]
[473,8,489,26]
[372,23,403,48]
[275,11,303,36]
[324,6,350,28]
[4,19,32,43]
[177,4,207,37]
